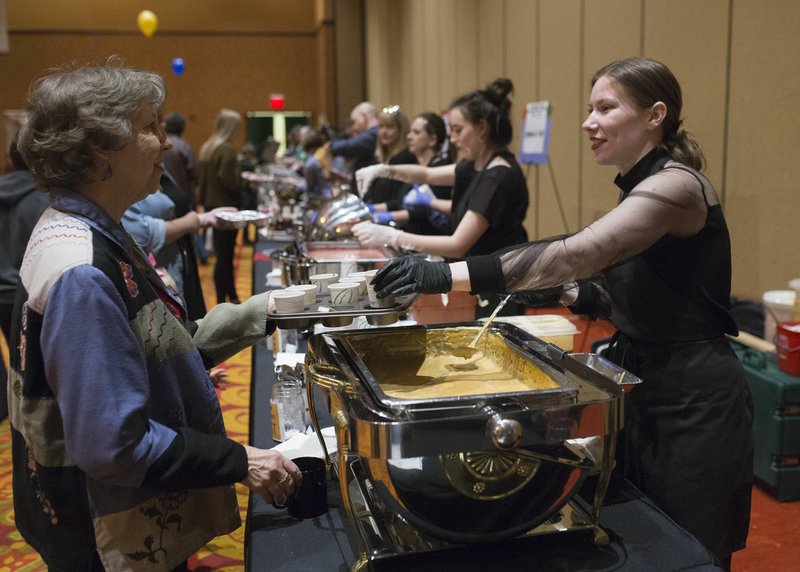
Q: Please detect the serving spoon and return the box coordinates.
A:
[445,294,512,369]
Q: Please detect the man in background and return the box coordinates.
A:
[328,101,379,190]
[163,111,208,263]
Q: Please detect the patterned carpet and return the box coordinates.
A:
[0,239,253,572]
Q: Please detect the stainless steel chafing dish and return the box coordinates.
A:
[275,240,397,287]
[305,322,640,570]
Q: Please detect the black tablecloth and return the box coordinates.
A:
[244,239,722,572]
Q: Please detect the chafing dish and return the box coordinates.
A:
[305,322,640,570]
[306,193,371,241]
[275,240,397,287]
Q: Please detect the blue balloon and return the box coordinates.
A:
[171,57,185,77]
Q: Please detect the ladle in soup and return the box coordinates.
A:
[446,294,512,369]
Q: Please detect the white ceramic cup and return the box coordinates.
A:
[328,282,360,307]
[271,289,306,314]
[308,272,339,295]
[286,284,318,306]
[340,274,367,299]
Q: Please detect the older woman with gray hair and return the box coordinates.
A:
[10,62,300,571]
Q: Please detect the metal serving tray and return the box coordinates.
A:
[338,325,579,412]
[268,291,418,330]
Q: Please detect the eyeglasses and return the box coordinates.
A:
[381,104,401,116]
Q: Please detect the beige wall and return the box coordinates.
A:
[363,0,800,301]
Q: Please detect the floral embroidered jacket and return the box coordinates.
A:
[7,190,252,571]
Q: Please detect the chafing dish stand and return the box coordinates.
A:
[245,237,722,571]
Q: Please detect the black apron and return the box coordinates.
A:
[607,332,753,563]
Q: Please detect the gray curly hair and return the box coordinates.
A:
[18,61,166,188]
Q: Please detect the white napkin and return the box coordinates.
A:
[271,426,338,460]
[274,352,306,368]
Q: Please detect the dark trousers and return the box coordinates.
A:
[212,228,240,303]
[1,301,12,420]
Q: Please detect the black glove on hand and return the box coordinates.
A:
[511,286,564,308]
[372,255,452,298]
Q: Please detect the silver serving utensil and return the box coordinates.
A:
[445,294,512,368]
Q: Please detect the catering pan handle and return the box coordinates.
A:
[307,363,356,395]
[533,340,641,395]
[567,353,642,387]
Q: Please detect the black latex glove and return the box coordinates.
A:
[511,286,564,308]
[372,255,452,298]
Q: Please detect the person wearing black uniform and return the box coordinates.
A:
[370,57,753,570]
[395,112,454,236]
[352,79,529,318]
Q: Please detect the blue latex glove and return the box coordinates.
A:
[402,184,434,208]
[427,210,450,233]
[366,203,377,213]
[373,211,394,224]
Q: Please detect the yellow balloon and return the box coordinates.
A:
[137,10,158,38]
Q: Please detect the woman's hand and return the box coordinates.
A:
[372,255,452,297]
[208,367,229,388]
[402,184,434,208]
[242,446,302,507]
[355,164,388,197]
[352,221,400,247]
[198,206,237,228]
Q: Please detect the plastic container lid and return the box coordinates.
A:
[762,290,795,307]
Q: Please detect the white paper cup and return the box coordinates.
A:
[328,282,360,307]
[286,284,318,306]
[272,290,306,314]
[340,274,367,298]
[309,272,339,295]
[366,277,395,308]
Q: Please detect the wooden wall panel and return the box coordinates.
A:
[0,33,319,154]
[504,0,541,240]
[6,0,317,33]
[644,0,729,197]
[533,1,584,240]
[580,0,642,228]
[476,0,506,85]
[725,1,800,298]
[333,0,365,124]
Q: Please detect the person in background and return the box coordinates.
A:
[279,124,310,172]
[163,112,198,199]
[198,108,244,304]
[11,62,300,571]
[236,142,260,245]
[122,172,231,319]
[377,111,454,235]
[0,133,49,421]
[257,136,281,173]
[360,104,416,220]
[162,112,208,264]
[299,124,338,199]
[327,101,379,190]
[353,79,529,317]
[371,57,753,571]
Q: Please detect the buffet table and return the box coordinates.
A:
[244,239,723,571]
